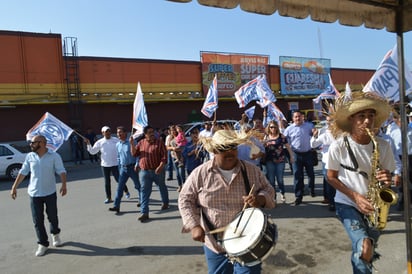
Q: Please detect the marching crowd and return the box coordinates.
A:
[10,91,412,274]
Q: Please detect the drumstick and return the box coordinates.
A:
[206,226,227,235]
[234,184,255,234]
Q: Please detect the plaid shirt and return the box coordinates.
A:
[178,159,275,254]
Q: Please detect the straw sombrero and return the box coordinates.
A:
[199,129,252,153]
[331,91,392,136]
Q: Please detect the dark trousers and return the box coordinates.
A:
[30,192,60,247]
[292,151,315,199]
[101,166,128,199]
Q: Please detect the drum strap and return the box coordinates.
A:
[201,161,251,244]
[240,160,251,195]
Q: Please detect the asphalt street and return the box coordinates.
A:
[0,161,408,274]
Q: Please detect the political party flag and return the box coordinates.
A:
[313,73,340,104]
[201,74,218,118]
[362,44,412,102]
[132,82,148,137]
[267,102,286,123]
[235,75,276,108]
[244,106,255,121]
[255,74,277,108]
[26,112,73,152]
[235,77,260,108]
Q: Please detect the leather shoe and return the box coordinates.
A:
[167,177,173,181]
[136,202,141,207]
[321,199,329,204]
[109,207,120,213]
[294,198,302,206]
[161,203,169,210]
[138,214,149,222]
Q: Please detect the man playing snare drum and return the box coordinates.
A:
[178,129,276,273]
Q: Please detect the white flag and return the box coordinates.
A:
[132,82,148,137]
[363,44,412,102]
[26,112,73,152]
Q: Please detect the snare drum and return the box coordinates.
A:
[222,208,278,266]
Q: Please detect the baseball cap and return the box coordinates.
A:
[101,126,111,132]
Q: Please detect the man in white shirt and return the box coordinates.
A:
[86,126,129,204]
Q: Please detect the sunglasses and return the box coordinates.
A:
[29,141,41,145]
[269,126,277,129]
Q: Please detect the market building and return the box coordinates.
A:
[0,30,375,141]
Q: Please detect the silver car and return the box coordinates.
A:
[0,142,30,180]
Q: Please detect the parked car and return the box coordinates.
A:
[0,142,30,180]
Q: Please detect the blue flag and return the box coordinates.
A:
[201,74,218,118]
[26,112,73,152]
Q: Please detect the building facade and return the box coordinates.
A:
[0,30,374,141]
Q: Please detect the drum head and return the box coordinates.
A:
[223,208,265,255]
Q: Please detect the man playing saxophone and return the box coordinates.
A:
[326,91,396,274]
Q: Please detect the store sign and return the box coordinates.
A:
[201,52,269,97]
[279,56,331,95]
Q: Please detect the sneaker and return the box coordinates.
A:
[35,244,48,256]
[280,194,286,203]
[104,198,113,204]
[52,234,62,247]
[125,192,131,199]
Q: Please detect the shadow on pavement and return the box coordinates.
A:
[49,241,203,256]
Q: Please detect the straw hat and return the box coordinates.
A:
[331,91,391,136]
[199,129,252,153]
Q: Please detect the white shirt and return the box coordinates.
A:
[327,135,395,210]
[310,129,335,163]
[87,136,119,167]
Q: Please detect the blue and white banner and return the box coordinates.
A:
[363,44,412,102]
[26,112,73,152]
[244,106,255,121]
[235,74,276,108]
[132,82,148,136]
[201,74,218,118]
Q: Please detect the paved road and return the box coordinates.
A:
[0,162,408,274]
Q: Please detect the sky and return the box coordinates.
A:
[1,0,412,70]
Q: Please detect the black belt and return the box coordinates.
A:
[293,150,310,154]
[121,164,135,168]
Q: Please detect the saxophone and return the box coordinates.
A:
[365,128,398,230]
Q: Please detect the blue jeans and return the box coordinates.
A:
[101,165,128,199]
[174,161,186,187]
[113,165,141,208]
[30,192,60,247]
[139,169,169,215]
[203,245,262,274]
[167,151,174,179]
[335,203,380,274]
[292,151,315,198]
[265,160,285,195]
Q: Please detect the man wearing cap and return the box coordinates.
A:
[327,91,395,273]
[178,129,275,273]
[85,126,130,204]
